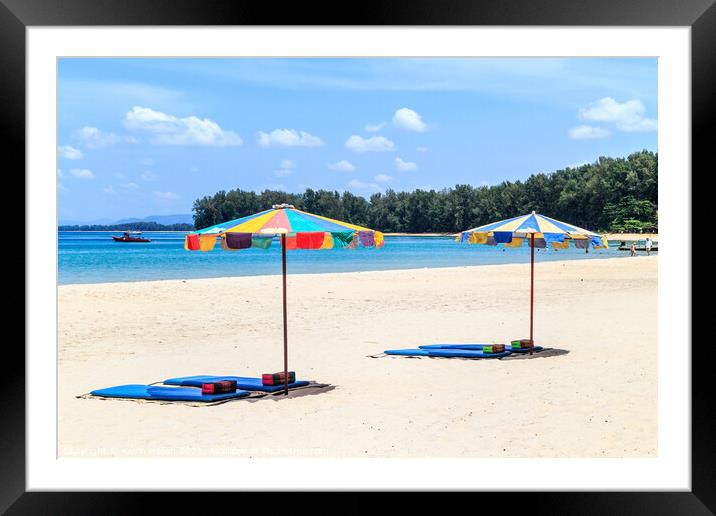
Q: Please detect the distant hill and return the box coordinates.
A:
[115,214,194,225]
[58,217,115,226]
[59,221,194,231]
[59,214,194,226]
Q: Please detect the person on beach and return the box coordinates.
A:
[645,237,653,256]
[630,242,636,257]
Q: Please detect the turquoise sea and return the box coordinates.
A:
[58,231,628,285]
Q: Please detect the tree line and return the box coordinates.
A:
[192,150,657,233]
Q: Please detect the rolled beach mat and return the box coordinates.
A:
[483,344,506,354]
[201,380,237,394]
[262,371,296,386]
[510,339,534,348]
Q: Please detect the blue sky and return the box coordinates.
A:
[57,57,657,222]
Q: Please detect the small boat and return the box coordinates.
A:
[112,231,151,243]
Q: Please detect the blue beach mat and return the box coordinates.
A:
[384,348,431,357]
[419,344,544,354]
[419,344,490,350]
[90,384,251,402]
[163,375,310,393]
[384,348,512,359]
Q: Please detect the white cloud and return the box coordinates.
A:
[374,174,392,183]
[103,185,115,194]
[327,160,356,172]
[274,159,296,177]
[415,184,433,191]
[141,171,159,181]
[120,182,139,189]
[74,126,120,148]
[69,168,94,179]
[578,97,657,132]
[58,145,83,160]
[257,129,323,148]
[395,157,417,171]
[125,106,243,146]
[141,158,155,166]
[392,107,427,132]
[348,179,381,192]
[345,135,395,152]
[416,146,428,152]
[568,125,611,140]
[57,168,62,178]
[155,191,178,200]
[365,122,386,132]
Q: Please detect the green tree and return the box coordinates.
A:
[191,150,657,233]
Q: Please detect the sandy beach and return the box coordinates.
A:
[58,256,657,458]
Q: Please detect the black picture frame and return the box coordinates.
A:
[5,0,707,512]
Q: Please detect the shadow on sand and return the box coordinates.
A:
[500,348,570,360]
[245,383,336,402]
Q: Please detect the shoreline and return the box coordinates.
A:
[58,255,645,288]
[58,229,659,240]
[58,229,192,233]
[385,232,658,239]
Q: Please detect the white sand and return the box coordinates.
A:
[58,256,657,458]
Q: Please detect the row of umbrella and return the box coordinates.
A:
[186,204,606,394]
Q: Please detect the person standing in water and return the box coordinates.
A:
[630,242,636,257]
[645,237,653,256]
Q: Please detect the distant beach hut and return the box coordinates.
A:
[456,211,607,354]
[185,204,384,394]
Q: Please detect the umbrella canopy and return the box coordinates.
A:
[457,211,607,354]
[457,211,607,246]
[196,204,382,240]
[185,204,384,394]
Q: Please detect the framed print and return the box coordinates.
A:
[6,0,709,511]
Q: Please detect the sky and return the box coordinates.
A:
[57,57,658,223]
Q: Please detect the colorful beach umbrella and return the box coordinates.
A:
[185,204,384,394]
[457,211,608,354]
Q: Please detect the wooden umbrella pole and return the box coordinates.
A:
[281,233,289,396]
[530,233,535,356]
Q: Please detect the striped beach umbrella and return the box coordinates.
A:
[457,211,607,354]
[185,204,384,394]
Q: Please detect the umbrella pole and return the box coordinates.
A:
[530,233,535,356]
[281,233,288,396]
